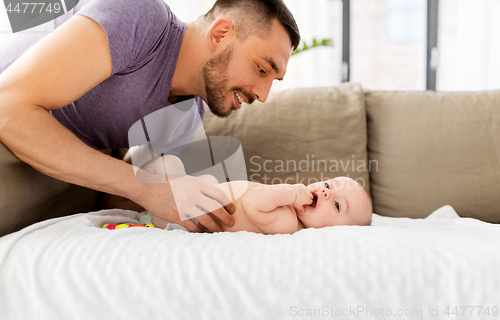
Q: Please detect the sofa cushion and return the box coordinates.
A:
[202,82,370,191]
[0,143,99,236]
[366,89,500,222]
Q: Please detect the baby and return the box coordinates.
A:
[147,155,373,234]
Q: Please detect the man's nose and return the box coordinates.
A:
[252,79,273,103]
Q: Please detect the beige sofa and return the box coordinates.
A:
[1,82,499,236]
[0,144,98,236]
[202,82,500,223]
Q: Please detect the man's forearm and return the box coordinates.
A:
[0,104,144,202]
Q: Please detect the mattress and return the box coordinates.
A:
[0,205,499,320]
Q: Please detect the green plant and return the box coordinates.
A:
[291,38,334,56]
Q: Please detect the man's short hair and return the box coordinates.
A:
[205,0,301,51]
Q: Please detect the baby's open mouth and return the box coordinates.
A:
[310,194,318,208]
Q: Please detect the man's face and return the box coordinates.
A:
[202,19,292,118]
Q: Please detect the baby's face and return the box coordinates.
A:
[297,177,372,228]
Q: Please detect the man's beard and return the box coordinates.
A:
[202,45,236,118]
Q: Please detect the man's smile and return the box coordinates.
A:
[233,90,243,109]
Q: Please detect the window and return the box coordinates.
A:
[437,0,500,91]
[271,0,342,92]
[350,0,427,90]
[386,0,426,43]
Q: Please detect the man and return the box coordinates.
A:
[0,0,300,233]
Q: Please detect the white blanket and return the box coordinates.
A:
[0,206,499,320]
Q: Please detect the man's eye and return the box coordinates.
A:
[325,182,330,189]
[335,201,340,211]
[259,67,266,75]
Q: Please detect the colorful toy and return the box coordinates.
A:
[129,224,146,228]
[139,213,153,225]
[102,212,155,230]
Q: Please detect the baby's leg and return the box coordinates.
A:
[97,155,186,213]
[146,155,187,227]
[149,155,218,229]
[157,155,218,184]
[161,154,186,177]
[141,154,186,177]
[198,174,219,185]
[100,154,218,227]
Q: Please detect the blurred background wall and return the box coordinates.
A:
[1,0,499,91]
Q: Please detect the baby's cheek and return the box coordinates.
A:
[317,215,333,228]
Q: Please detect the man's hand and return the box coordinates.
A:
[138,175,235,233]
[292,184,313,213]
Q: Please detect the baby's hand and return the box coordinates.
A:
[306,183,322,195]
[292,184,313,213]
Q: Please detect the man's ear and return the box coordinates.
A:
[207,18,235,52]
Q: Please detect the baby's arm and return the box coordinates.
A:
[241,184,313,234]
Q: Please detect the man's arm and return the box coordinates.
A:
[0,15,234,232]
[0,15,119,190]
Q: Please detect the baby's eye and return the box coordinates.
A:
[335,201,340,211]
[325,182,330,189]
